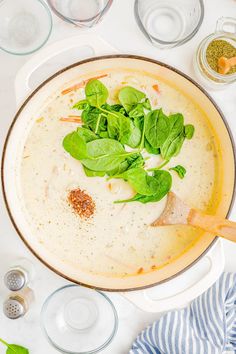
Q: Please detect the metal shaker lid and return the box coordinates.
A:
[3,296,27,319]
[4,270,26,291]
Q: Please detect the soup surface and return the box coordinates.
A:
[20,69,220,277]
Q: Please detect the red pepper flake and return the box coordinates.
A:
[68,188,95,218]
[137,267,144,274]
[152,84,160,93]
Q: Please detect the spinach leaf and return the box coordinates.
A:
[137,115,146,150]
[107,153,144,176]
[170,165,186,179]
[0,338,29,354]
[77,127,98,142]
[107,112,132,144]
[6,344,29,354]
[142,98,151,110]
[109,104,124,112]
[107,160,130,176]
[161,113,185,160]
[118,86,146,112]
[144,138,160,155]
[184,124,195,139]
[73,99,89,110]
[134,114,144,133]
[63,131,88,160]
[107,112,141,148]
[99,131,109,138]
[145,109,170,148]
[162,134,185,160]
[113,167,159,196]
[129,98,151,119]
[85,79,108,107]
[126,153,144,169]
[129,104,145,119]
[105,103,127,116]
[125,121,142,148]
[83,166,106,177]
[115,170,172,204]
[82,153,127,172]
[86,138,124,157]
[81,106,107,135]
[81,139,132,172]
[168,113,184,134]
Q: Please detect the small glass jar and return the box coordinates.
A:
[194,17,236,89]
[0,0,52,55]
[135,0,204,49]
[47,0,113,28]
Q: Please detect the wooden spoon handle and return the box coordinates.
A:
[188,209,236,243]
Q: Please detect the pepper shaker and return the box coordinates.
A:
[4,258,35,292]
[3,287,34,319]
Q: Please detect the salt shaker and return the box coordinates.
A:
[4,258,35,292]
[3,287,34,319]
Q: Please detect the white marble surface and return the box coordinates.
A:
[0,0,236,353]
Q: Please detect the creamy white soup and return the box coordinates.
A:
[20,70,220,277]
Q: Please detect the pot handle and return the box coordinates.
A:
[14,34,117,105]
[121,239,224,313]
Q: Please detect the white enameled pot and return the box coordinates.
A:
[2,34,235,312]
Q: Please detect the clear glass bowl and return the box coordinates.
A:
[134,0,204,49]
[47,0,113,28]
[0,0,52,55]
[41,285,118,354]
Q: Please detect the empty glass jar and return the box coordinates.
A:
[134,0,204,49]
[47,0,113,28]
[41,285,118,354]
[0,0,52,55]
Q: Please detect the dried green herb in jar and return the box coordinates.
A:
[206,40,236,75]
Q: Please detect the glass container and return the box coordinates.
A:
[0,0,52,55]
[134,0,204,49]
[194,17,236,89]
[47,0,113,28]
[41,285,118,354]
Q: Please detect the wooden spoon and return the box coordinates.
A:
[218,56,236,74]
[151,192,236,243]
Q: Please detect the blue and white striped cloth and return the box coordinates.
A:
[130,273,236,354]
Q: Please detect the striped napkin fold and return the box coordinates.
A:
[130,273,236,354]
